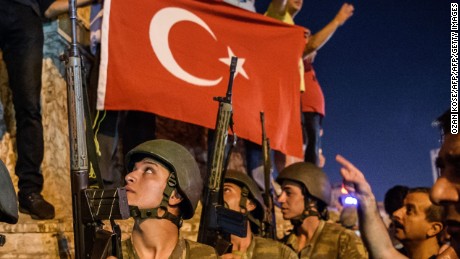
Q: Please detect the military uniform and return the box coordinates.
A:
[283,221,368,259]
[121,237,218,259]
[122,141,217,258]
[226,236,298,259]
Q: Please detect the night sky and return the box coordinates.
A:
[256,0,451,201]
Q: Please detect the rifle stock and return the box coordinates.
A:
[260,112,277,239]
[197,57,247,255]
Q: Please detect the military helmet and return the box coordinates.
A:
[126,139,202,219]
[224,170,265,220]
[277,162,331,206]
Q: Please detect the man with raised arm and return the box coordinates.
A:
[336,155,447,259]
[265,0,354,166]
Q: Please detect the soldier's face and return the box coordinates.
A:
[223,182,255,213]
[431,133,460,253]
[392,192,436,243]
[278,180,305,220]
[223,182,243,212]
[124,158,170,209]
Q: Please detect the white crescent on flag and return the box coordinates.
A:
[150,7,248,85]
[150,7,222,86]
[98,0,305,157]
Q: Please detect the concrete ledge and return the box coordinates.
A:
[0,212,134,258]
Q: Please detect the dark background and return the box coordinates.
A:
[256,0,450,201]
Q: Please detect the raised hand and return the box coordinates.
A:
[334,3,354,26]
[335,154,373,199]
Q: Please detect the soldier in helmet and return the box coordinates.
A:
[276,162,368,258]
[116,139,218,258]
[222,170,298,259]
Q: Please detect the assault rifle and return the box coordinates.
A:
[197,57,247,255]
[260,112,277,239]
[64,1,129,258]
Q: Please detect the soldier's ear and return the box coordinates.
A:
[246,199,256,212]
[426,221,443,238]
[169,189,183,206]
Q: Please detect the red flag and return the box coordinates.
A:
[98,0,304,157]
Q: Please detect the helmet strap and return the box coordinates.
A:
[238,186,250,214]
[291,189,320,226]
[239,186,262,232]
[129,173,183,228]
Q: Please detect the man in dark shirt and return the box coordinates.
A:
[0,0,57,220]
[0,0,92,220]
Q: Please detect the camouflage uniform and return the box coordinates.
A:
[226,235,298,259]
[121,140,217,258]
[283,220,368,259]
[121,236,218,259]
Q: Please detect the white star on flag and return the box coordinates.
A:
[219,47,249,80]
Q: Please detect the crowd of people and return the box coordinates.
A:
[104,114,457,259]
[113,139,369,258]
[0,0,456,258]
[335,110,459,259]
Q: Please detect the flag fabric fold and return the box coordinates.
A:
[98,0,305,157]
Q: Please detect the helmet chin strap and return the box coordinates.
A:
[129,173,183,228]
[238,186,262,231]
[223,185,262,234]
[291,193,320,226]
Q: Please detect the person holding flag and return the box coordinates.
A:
[265,0,354,167]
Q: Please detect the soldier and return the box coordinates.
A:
[113,139,218,258]
[276,162,368,258]
[222,170,298,259]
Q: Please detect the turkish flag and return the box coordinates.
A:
[97,0,305,157]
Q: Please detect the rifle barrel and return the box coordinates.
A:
[197,57,239,255]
